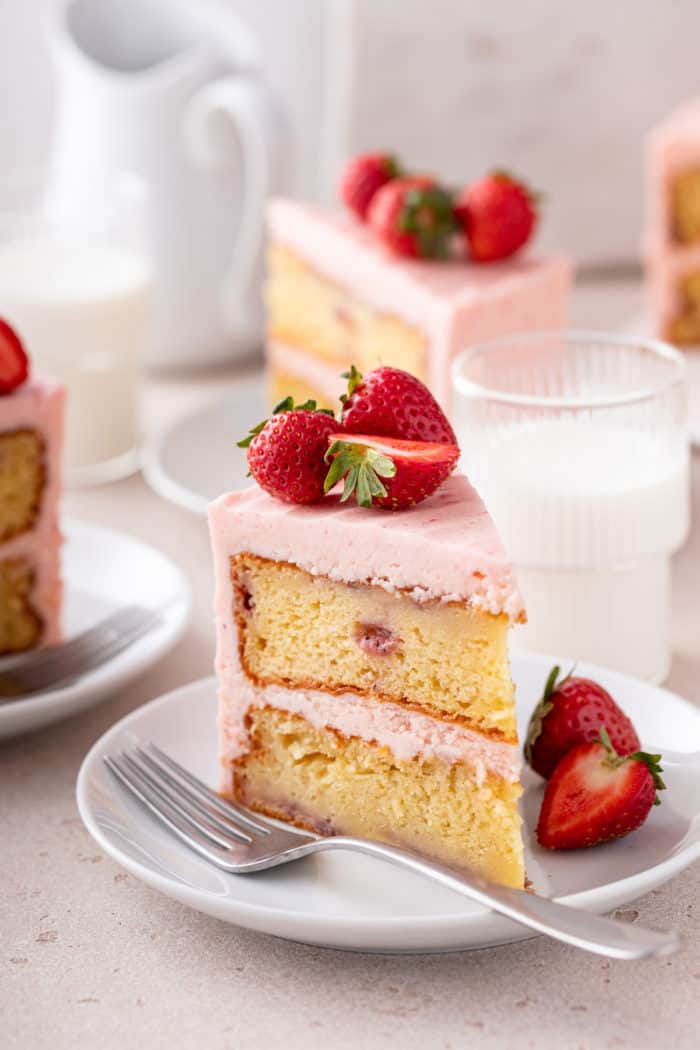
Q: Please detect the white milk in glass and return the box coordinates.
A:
[462,421,690,682]
[0,234,152,484]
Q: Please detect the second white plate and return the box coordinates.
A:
[143,376,267,515]
[0,519,191,739]
[77,655,700,954]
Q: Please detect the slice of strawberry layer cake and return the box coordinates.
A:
[266,153,572,415]
[0,320,64,653]
[209,368,525,887]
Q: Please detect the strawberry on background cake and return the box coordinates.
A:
[0,319,64,653]
[265,153,572,413]
[211,369,526,887]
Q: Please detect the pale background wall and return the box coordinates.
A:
[3,0,700,267]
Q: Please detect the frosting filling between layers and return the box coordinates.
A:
[219,677,521,785]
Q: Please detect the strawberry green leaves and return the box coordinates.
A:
[324,438,396,507]
[237,397,334,449]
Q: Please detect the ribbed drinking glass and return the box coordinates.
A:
[452,331,689,682]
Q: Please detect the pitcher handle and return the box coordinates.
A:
[184,75,283,336]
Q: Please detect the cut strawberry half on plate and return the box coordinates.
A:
[536,728,665,850]
[324,432,459,510]
[0,318,29,395]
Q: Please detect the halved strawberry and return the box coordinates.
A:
[324,432,459,510]
[0,318,29,395]
[525,666,641,780]
[536,728,665,850]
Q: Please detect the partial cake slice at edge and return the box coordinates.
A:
[0,376,65,653]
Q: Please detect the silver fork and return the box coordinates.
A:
[104,743,680,960]
[0,605,164,699]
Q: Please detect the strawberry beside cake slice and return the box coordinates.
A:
[209,473,525,887]
[0,322,64,653]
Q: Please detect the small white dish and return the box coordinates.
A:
[0,519,190,740]
[77,654,700,954]
[143,376,267,515]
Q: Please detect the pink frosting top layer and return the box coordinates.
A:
[1,375,65,644]
[208,473,523,620]
[268,198,572,407]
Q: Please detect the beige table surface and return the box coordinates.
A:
[4,282,700,1050]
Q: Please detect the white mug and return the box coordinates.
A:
[49,0,285,369]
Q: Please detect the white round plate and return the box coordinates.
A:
[77,654,700,953]
[0,520,190,740]
[143,376,266,515]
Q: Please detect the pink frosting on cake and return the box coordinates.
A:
[1,375,65,645]
[268,198,572,407]
[208,473,523,619]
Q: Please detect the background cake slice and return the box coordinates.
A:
[265,197,572,412]
[209,473,525,888]
[0,339,64,653]
[644,97,700,345]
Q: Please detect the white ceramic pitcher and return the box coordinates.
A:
[49,0,285,369]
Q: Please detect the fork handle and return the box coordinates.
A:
[313,836,679,960]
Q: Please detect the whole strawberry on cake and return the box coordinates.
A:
[265,152,572,413]
[209,368,526,887]
[0,318,64,653]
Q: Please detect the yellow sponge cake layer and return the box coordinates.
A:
[266,244,427,377]
[232,706,524,887]
[232,553,517,741]
[0,557,42,653]
[0,429,45,543]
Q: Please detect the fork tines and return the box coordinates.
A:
[104,744,280,871]
[0,604,163,699]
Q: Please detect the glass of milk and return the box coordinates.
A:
[0,170,153,486]
[452,331,689,682]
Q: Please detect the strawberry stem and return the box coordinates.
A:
[383,155,402,179]
[490,168,545,205]
[597,726,666,804]
[237,397,334,448]
[524,665,560,766]
[340,364,363,405]
[324,438,396,507]
[398,186,459,260]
